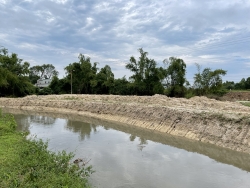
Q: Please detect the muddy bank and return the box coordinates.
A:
[1,94,250,153]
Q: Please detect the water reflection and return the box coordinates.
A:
[66,120,98,141]
[129,135,148,151]
[13,114,56,132]
[14,114,30,132]
[30,115,56,125]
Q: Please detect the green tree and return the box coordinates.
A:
[126,48,164,95]
[163,57,187,97]
[223,81,235,90]
[29,64,58,84]
[92,65,114,94]
[49,76,60,94]
[65,53,98,94]
[112,76,131,95]
[193,64,227,95]
[245,77,250,90]
[0,48,35,97]
[234,78,246,90]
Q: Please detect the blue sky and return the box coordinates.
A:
[0,0,250,83]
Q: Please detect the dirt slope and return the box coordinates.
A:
[221,91,250,101]
[1,94,250,153]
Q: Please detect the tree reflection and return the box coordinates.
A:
[30,115,56,126]
[66,120,98,141]
[130,134,136,142]
[137,137,148,151]
[14,114,31,133]
[129,134,148,151]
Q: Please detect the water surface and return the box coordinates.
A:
[5,109,250,188]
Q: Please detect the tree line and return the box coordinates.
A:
[0,47,246,98]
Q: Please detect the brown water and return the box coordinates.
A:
[5,109,250,188]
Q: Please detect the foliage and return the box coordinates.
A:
[231,77,250,90]
[0,48,35,97]
[0,48,29,76]
[49,76,61,94]
[193,63,227,95]
[49,76,71,94]
[112,76,131,95]
[223,81,235,90]
[38,87,53,95]
[92,65,115,94]
[184,90,195,99]
[0,110,93,187]
[163,57,187,97]
[29,64,58,84]
[126,48,164,95]
[64,54,98,94]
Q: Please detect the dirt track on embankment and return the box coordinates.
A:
[1,94,250,154]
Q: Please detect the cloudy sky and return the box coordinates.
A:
[0,0,250,83]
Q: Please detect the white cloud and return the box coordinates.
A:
[19,43,39,50]
[35,10,56,23]
[0,0,7,5]
[122,2,135,11]
[0,0,249,81]
[50,0,68,4]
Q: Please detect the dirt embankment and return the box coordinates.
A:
[221,91,250,101]
[1,94,250,154]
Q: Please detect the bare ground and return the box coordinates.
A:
[1,94,250,153]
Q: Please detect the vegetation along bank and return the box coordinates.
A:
[0,110,93,187]
[1,94,250,154]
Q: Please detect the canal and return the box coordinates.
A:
[4,108,250,188]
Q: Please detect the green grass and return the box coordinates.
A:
[63,96,79,100]
[240,102,250,107]
[0,110,93,188]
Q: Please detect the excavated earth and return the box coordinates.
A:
[221,91,250,101]
[1,94,250,154]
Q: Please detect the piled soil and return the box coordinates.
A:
[221,91,250,101]
[1,94,250,154]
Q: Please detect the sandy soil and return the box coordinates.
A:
[1,94,250,153]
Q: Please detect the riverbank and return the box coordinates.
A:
[0,110,92,187]
[1,94,250,154]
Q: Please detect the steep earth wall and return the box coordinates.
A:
[1,94,250,153]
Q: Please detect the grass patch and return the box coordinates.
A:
[63,96,80,101]
[240,102,250,107]
[0,110,93,188]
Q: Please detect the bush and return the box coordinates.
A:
[38,87,53,95]
[0,111,93,187]
[185,91,195,99]
[212,89,228,96]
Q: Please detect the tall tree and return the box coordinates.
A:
[193,64,227,95]
[0,47,35,96]
[163,57,187,97]
[245,77,250,90]
[112,76,131,95]
[64,53,98,94]
[29,64,58,84]
[0,48,29,76]
[126,48,164,95]
[93,65,114,94]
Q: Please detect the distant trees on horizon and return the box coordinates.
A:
[1,46,249,98]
